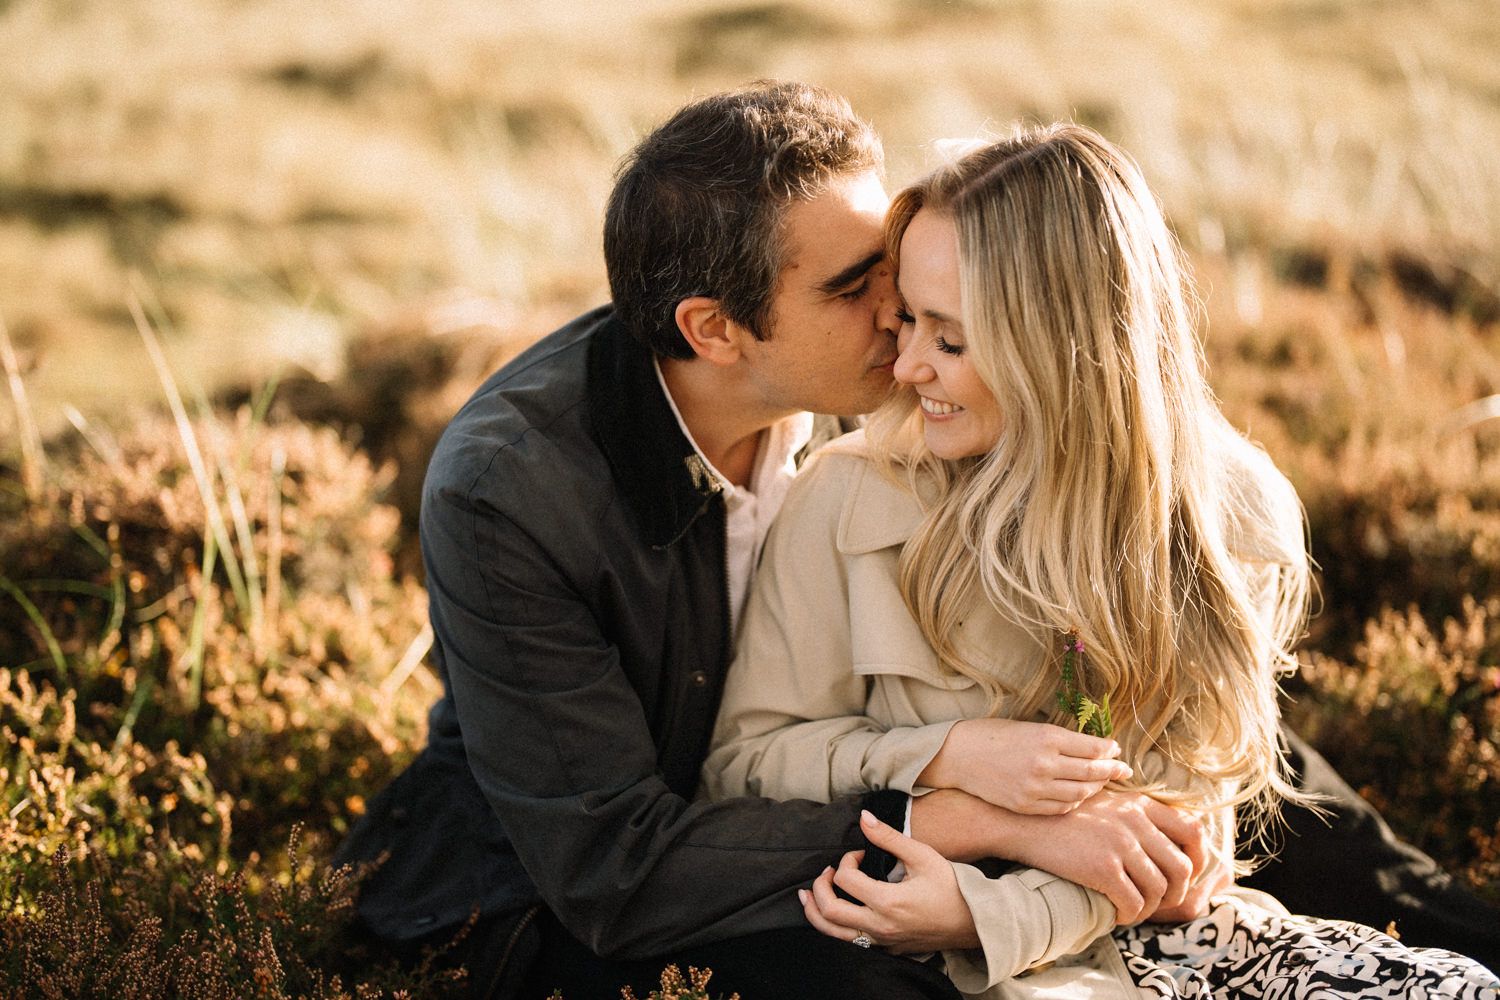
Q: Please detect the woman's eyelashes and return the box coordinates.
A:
[895,306,965,356]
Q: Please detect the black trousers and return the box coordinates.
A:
[1241,729,1499,972]
[515,910,961,1000]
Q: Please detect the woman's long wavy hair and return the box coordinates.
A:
[868,124,1311,843]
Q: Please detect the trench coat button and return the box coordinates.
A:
[690,671,708,687]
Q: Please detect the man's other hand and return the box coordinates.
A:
[910,788,1208,926]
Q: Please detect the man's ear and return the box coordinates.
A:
[674,297,746,367]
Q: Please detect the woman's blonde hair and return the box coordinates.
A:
[869,123,1311,842]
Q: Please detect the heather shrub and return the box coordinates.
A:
[0,834,465,998]
[543,964,739,1000]
[620,965,741,1000]
[1284,599,1500,900]
[1197,241,1500,902]
[0,409,435,872]
[1203,242,1500,655]
[0,402,455,994]
[0,665,231,898]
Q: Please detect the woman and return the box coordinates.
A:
[701,124,1498,998]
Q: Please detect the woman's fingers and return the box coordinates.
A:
[810,863,886,935]
[1051,754,1133,783]
[831,847,891,907]
[1044,727,1122,760]
[798,885,863,943]
[857,809,942,874]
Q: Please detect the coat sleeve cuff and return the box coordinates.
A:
[855,789,908,881]
[942,863,1116,992]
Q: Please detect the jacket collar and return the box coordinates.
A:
[587,312,720,549]
[586,308,869,548]
[828,434,928,555]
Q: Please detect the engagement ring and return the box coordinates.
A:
[852,931,874,949]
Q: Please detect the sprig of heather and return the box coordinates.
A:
[1056,633,1113,738]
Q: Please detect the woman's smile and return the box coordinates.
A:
[918,396,964,417]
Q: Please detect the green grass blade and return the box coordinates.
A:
[128,285,251,616]
[0,573,67,683]
[114,665,156,752]
[185,531,219,711]
[0,311,46,499]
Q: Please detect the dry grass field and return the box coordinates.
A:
[2,0,1499,994]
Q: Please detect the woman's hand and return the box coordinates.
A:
[798,810,981,954]
[918,718,1132,815]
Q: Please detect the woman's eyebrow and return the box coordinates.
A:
[896,276,960,325]
[920,307,960,324]
[815,249,885,295]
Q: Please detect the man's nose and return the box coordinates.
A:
[871,264,903,337]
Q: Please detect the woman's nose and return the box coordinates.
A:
[893,335,930,385]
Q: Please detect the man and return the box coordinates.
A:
[336,82,1497,997]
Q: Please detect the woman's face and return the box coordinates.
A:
[893,208,1003,460]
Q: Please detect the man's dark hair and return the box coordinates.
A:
[604,81,883,359]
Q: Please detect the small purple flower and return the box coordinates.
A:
[1073,640,1085,653]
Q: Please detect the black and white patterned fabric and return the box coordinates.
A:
[1112,894,1499,999]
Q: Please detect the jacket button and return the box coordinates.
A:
[690,671,708,687]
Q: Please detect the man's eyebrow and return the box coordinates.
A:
[815,250,885,295]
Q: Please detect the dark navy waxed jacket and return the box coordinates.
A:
[334,306,904,985]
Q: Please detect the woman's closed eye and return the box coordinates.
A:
[895,308,915,325]
[935,336,965,357]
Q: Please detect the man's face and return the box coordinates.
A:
[736,170,901,417]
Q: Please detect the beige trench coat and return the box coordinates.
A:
[701,430,1304,999]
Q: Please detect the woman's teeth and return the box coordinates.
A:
[920,397,963,415]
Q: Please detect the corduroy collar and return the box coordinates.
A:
[585,309,858,549]
[586,314,721,549]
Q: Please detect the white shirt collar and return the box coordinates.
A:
[652,359,814,499]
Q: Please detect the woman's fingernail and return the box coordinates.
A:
[860,809,877,825]
[798,889,808,904]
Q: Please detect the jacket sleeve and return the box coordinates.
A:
[423,471,904,960]
[942,864,1117,991]
[701,453,958,805]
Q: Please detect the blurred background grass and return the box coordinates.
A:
[1,0,1498,994]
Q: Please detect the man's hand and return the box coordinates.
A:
[918,719,1131,815]
[798,810,980,954]
[1146,847,1233,923]
[1003,790,1207,925]
[909,788,1208,926]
